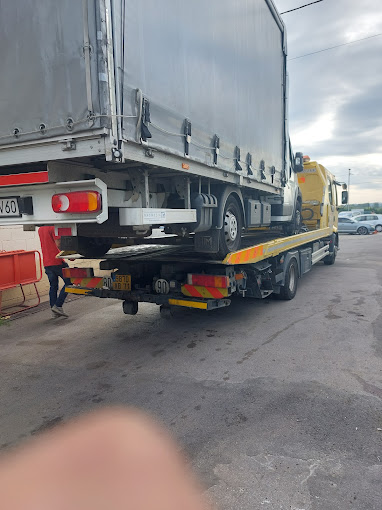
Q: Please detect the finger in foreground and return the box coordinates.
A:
[0,408,211,510]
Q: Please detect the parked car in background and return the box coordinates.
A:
[337,217,375,235]
[351,214,382,232]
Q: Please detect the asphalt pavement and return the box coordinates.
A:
[0,234,381,509]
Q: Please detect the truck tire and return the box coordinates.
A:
[217,195,243,257]
[77,237,112,258]
[283,199,302,235]
[123,300,138,315]
[323,233,337,265]
[278,258,298,300]
[357,226,369,235]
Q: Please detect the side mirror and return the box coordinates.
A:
[342,191,348,204]
[342,183,347,190]
[294,152,304,173]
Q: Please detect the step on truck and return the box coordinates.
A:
[62,159,349,315]
[0,0,303,257]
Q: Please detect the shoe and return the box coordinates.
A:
[51,309,58,318]
[52,305,69,318]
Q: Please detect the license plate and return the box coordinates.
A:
[112,274,131,291]
[0,197,20,217]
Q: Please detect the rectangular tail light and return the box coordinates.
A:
[187,274,230,288]
[52,191,101,213]
[62,267,94,278]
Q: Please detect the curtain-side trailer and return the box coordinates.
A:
[0,0,303,257]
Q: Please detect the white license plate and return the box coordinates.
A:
[0,197,20,217]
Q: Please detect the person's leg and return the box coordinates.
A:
[56,264,71,308]
[45,267,59,308]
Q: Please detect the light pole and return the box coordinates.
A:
[347,169,352,210]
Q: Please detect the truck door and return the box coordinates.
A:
[327,177,336,227]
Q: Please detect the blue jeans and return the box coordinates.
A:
[45,263,71,308]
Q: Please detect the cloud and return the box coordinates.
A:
[275,0,382,202]
[292,111,336,147]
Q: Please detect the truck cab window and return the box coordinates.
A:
[327,178,333,205]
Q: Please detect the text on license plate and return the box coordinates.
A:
[0,197,20,217]
[112,274,131,291]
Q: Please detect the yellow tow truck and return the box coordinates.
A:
[62,157,348,316]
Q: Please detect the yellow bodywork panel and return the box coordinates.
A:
[299,161,338,231]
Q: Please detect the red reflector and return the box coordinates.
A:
[62,267,94,278]
[57,228,73,237]
[52,191,101,213]
[188,274,230,288]
[0,171,49,187]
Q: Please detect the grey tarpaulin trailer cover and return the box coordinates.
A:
[0,0,302,256]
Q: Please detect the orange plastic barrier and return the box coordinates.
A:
[0,250,42,315]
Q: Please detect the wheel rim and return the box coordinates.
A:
[224,210,238,243]
[376,225,382,232]
[358,226,368,235]
[288,264,296,292]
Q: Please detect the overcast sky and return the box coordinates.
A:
[273,0,382,204]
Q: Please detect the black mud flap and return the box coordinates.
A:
[194,229,220,254]
[60,236,78,251]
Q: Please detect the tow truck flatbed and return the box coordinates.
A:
[62,226,337,316]
[60,227,334,265]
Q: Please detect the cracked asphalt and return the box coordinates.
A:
[0,234,381,509]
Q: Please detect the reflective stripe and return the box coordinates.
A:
[182,284,228,299]
[182,284,204,298]
[65,287,92,295]
[168,299,208,310]
[0,171,49,187]
[223,227,333,265]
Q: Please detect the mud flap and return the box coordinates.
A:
[194,229,220,253]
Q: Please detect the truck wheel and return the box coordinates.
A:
[323,234,337,265]
[218,196,243,257]
[160,305,173,319]
[278,258,298,300]
[357,226,369,235]
[77,237,112,258]
[283,199,302,235]
[123,301,138,315]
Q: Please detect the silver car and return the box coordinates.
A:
[337,217,375,235]
[351,214,382,232]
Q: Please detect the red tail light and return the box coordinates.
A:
[52,191,101,213]
[187,274,230,288]
[62,267,94,278]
